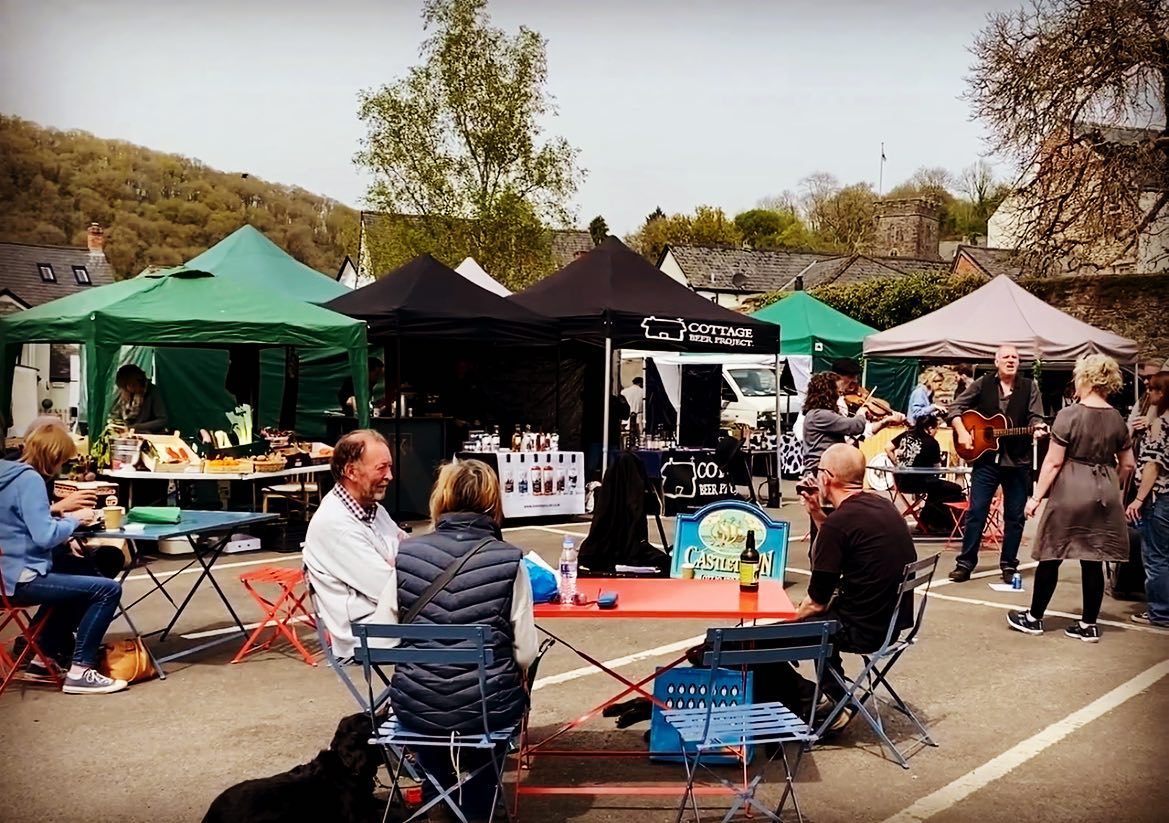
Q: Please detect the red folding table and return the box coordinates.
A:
[517,578,797,805]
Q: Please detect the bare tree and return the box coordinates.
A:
[755,190,800,214]
[966,0,1169,274]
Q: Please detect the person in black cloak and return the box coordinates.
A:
[579,452,670,577]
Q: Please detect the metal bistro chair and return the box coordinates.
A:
[305,576,391,712]
[814,554,941,769]
[661,620,838,823]
[353,622,517,823]
[0,546,65,696]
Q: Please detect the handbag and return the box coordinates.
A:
[99,637,157,683]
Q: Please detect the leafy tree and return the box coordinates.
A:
[625,205,742,262]
[645,206,666,223]
[966,0,1169,273]
[733,208,812,250]
[588,214,609,245]
[354,0,584,289]
[813,182,878,253]
[0,115,357,278]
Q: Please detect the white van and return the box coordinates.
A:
[720,365,802,429]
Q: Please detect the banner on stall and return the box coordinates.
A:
[670,500,789,584]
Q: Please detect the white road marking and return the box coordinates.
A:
[924,590,1168,636]
[181,615,312,640]
[931,561,1040,588]
[122,554,301,583]
[880,658,1169,823]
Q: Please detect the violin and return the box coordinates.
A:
[844,386,896,419]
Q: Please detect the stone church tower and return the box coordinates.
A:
[874,198,942,260]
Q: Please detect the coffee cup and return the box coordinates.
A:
[681,563,695,580]
[103,506,125,530]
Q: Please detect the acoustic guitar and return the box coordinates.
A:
[954,410,1037,462]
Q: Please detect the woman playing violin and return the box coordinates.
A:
[802,372,905,476]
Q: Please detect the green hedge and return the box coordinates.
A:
[755,272,989,330]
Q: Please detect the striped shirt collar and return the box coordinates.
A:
[333,484,378,524]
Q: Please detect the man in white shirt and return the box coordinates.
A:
[303,429,408,659]
[621,377,645,442]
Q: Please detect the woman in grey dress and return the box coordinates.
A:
[1008,355,1135,643]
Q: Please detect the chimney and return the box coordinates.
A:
[87,223,104,257]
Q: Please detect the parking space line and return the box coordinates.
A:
[880,659,1169,822]
[123,553,301,583]
[923,591,1166,635]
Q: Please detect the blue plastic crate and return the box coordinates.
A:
[649,665,754,765]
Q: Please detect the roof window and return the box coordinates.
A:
[38,263,56,282]
[72,265,91,285]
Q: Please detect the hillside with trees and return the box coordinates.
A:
[0,115,359,278]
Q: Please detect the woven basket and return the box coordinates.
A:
[152,461,191,474]
[252,457,286,473]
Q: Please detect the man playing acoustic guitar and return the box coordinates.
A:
[947,345,1048,583]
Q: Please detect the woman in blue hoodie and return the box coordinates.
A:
[0,423,128,694]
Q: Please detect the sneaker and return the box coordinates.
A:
[1001,568,1019,584]
[62,668,128,695]
[1007,610,1044,635]
[1065,623,1100,643]
[948,566,972,583]
[1131,612,1169,628]
[25,657,59,678]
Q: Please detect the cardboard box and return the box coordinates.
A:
[139,434,198,472]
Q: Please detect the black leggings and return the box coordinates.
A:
[1030,559,1105,624]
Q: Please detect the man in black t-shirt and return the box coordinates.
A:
[784,444,917,732]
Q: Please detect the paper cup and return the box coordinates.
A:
[681,563,695,580]
[103,506,125,530]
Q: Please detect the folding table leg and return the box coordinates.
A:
[158,533,243,641]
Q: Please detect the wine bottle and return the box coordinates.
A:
[739,531,760,592]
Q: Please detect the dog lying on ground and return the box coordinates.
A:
[202,712,385,823]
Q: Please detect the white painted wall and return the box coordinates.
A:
[658,250,690,288]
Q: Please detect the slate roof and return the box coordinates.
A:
[665,245,950,293]
[0,241,115,308]
[358,211,593,271]
[663,245,842,293]
[954,245,1028,280]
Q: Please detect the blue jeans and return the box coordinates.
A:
[957,462,1031,572]
[11,573,122,668]
[1138,496,1169,624]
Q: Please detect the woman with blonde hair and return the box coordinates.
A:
[0,422,128,693]
[386,459,536,821]
[906,367,945,425]
[1008,355,1135,642]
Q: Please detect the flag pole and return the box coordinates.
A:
[879,142,886,197]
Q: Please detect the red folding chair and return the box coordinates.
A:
[890,482,929,533]
[0,547,65,696]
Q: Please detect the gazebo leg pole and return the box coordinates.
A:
[601,336,612,476]
[775,352,783,508]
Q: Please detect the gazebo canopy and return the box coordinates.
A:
[0,268,370,434]
[510,237,780,354]
[323,254,555,344]
[863,275,1139,364]
[455,256,512,297]
[751,291,875,365]
[185,224,348,302]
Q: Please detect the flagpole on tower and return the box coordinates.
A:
[879,142,886,197]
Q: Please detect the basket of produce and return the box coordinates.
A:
[152,461,192,473]
[252,454,287,473]
[203,457,253,474]
[260,428,294,449]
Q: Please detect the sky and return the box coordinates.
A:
[0,0,1023,233]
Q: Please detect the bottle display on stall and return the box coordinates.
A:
[556,453,566,494]
[511,425,523,452]
[517,454,529,494]
[559,535,578,602]
[530,457,543,495]
[522,424,535,451]
[503,453,514,494]
[542,454,554,495]
[739,531,760,592]
[568,454,579,492]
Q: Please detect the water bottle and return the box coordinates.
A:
[1011,572,1023,591]
[559,535,578,603]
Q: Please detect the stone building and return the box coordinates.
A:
[873,198,942,260]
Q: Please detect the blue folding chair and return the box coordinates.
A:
[305,576,392,712]
[352,622,517,823]
[661,620,837,823]
[813,553,940,768]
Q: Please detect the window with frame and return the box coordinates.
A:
[38,263,55,282]
[72,265,91,284]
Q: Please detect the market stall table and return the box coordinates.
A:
[88,510,278,677]
[103,464,331,510]
[518,578,796,802]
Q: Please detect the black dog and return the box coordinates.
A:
[202,712,384,823]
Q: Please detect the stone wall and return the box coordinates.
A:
[1021,272,1169,361]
